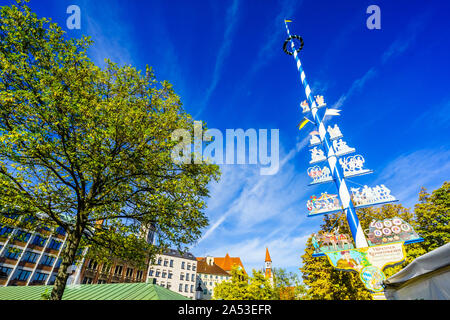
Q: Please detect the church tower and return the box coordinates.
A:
[264,247,273,283]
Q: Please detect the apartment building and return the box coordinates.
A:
[77,257,146,285]
[0,214,147,287]
[147,249,198,299]
[195,253,246,300]
[0,214,69,286]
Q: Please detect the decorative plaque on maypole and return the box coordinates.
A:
[282,19,423,294]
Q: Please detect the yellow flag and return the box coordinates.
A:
[285,19,292,23]
[298,117,310,130]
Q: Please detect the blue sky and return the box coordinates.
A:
[4,0,450,276]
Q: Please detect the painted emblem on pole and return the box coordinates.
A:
[365,217,421,246]
[324,242,406,292]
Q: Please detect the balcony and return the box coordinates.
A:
[84,269,96,278]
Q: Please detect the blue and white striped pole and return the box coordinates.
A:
[284,21,368,248]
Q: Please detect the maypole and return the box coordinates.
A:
[283,20,423,295]
[283,20,367,248]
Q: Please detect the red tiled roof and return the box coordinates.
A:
[211,253,246,274]
[265,248,271,262]
[196,258,230,276]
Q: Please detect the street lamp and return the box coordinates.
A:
[195,283,203,300]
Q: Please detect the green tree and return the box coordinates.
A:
[300,203,415,299]
[301,181,450,299]
[413,182,450,253]
[271,267,307,300]
[213,266,273,300]
[0,1,219,299]
[213,266,250,300]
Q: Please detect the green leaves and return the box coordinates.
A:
[300,182,450,299]
[0,0,220,299]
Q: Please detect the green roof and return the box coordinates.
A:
[0,282,191,300]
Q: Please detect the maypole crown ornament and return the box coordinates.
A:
[283,35,304,55]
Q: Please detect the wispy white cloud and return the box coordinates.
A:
[192,136,317,275]
[194,0,240,118]
[332,13,430,109]
[332,67,377,109]
[81,0,135,68]
[374,149,450,209]
[247,0,302,78]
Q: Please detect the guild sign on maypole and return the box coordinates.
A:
[283,19,423,294]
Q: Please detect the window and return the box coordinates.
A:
[82,277,93,284]
[34,272,47,283]
[87,260,98,270]
[169,259,174,267]
[178,284,183,292]
[14,269,31,281]
[180,273,184,281]
[126,268,134,277]
[0,266,12,279]
[41,255,55,267]
[184,284,188,292]
[190,285,194,293]
[181,261,185,269]
[163,259,168,266]
[187,263,191,270]
[149,269,154,276]
[22,251,39,263]
[162,271,166,278]
[192,265,196,271]
[48,239,62,250]
[136,270,143,280]
[215,275,218,279]
[32,235,46,247]
[167,282,171,289]
[186,273,189,281]
[55,226,66,236]
[14,231,31,242]
[168,272,173,279]
[157,258,162,265]
[160,281,165,287]
[155,270,160,277]
[191,274,195,282]
[114,265,123,275]
[0,226,13,237]
[102,264,111,273]
[97,280,107,284]
[4,248,22,260]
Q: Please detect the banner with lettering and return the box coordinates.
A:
[324,242,406,292]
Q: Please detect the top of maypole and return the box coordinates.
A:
[283,19,304,56]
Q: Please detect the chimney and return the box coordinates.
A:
[206,256,214,266]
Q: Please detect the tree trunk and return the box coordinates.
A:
[50,230,82,300]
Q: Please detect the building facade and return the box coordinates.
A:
[147,249,198,299]
[195,254,246,300]
[264,247,273,285]
[76,257,146,285]
[0,214,69,286]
